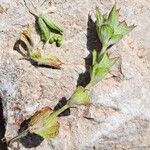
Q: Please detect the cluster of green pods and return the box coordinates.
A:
[38,13,63,47]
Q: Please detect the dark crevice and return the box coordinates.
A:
[77,15,102,87]
[0,95,8,150]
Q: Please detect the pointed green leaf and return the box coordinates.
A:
[90,54,118,85]
[94,65,108,82]
[115,21,135,36]
[39,14,63,33]
[29,107,59,139]
[68,86,90,106]
[95,7,104,28]
[108,4,119,28]
[108,34,123,45]
[98,24,114,45]
[98,53,117,69]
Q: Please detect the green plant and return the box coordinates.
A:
[4,4,135,146]
[96,5,135,54]
[24,0,63,47]
[20,27,63,69]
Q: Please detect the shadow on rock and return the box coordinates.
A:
[77,15,102,87]
[18,119,44,148]
[13,39,29,57]
[13,38,61,69]
[54,97,70,117]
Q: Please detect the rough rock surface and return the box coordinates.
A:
[0,0,150,150]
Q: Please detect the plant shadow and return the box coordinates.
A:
[54,97,70,117]
[13,39,60,69]
[77,15,102,87]
[13,39,29,57]
[18,119,44,148]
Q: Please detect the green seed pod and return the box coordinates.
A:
[39,14,63,33]
[38,17,50,42]
[56,41,62,47]
[49,35,54,44]
[56,35,62,47]
[57,35,62,42]
[54,36,58,42]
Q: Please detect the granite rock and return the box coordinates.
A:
[0,0,150,149]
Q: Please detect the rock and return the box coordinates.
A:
[0,0,150,149]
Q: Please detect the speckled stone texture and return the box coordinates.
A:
[0,0,150,150]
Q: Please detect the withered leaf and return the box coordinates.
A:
[30,50,63,69]
[29,107,59,139]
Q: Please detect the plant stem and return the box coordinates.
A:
[85,45,108,89]
[99,45,107,56]
[23,0,38,18]
[53,104,70,117]
[7,129,29,145]
[85,82,93,90]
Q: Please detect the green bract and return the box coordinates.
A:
[99,24,114,46]
[96,7,103,27]
[68,86,90,106]
[89,50,118,86]
[96,4,135,50]
[29,107,59,139]
[87,4,135,87]
[38,13,63,45]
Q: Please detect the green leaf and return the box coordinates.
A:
[95,7,104,28]
[90,53,118,85]
[94,64,108,82]
[39,14,63,33]
[29,107,59,139]
[108,4,119,29]
[98,53,117,69]
[108,34,123,45]
[38,17,50,42]
[115,21,135,36]
[98,24,114,45]
[68,86,90,106]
